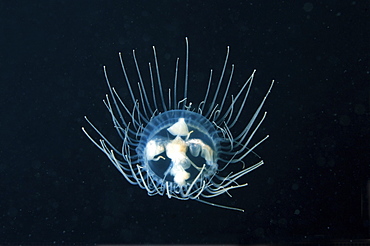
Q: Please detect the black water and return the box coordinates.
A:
[0,1,368,244]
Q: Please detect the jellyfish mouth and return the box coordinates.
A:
[144,117,217,186]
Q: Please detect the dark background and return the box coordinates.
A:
[0,0,369,244]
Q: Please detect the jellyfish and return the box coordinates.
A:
[82,38,274,212]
